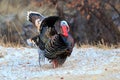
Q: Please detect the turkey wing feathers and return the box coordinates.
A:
[44,34,70,59]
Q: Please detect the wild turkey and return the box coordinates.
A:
[27,11,74,68]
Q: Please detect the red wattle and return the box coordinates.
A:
[61,26,68,37]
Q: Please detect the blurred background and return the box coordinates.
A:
[0,0,120,47]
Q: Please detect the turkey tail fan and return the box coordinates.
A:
[27,11,61,29]
[27,11,45,24]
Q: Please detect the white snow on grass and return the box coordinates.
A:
[0,46,120,80]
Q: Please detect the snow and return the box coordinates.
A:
[0,46,120,80]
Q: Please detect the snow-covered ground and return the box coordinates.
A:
[0,46,120,80]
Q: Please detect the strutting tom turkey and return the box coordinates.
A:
[27,11,74,68]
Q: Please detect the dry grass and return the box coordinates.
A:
[0,0,45,47]
[77,44,118,49]
[0,39,22,48]
[76,39,120,49]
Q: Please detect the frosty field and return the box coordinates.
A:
[0,46,120,80]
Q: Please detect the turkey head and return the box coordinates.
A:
[60,21,70,37]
